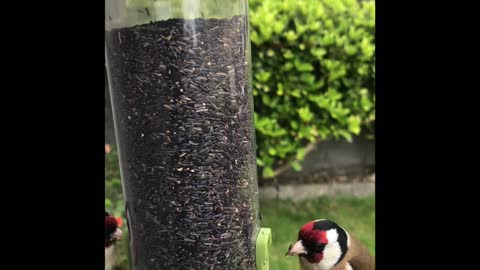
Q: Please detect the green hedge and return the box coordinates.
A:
[249,0,375,178]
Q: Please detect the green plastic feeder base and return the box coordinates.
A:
[256,228,272,270]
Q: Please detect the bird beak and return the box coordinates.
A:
[286,240,306,256]
[113,228,123,241]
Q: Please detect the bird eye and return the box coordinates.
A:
[315,243,326,252]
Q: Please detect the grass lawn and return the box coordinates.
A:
[112,196,375,270]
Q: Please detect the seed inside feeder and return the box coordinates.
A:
[106,16,258,270]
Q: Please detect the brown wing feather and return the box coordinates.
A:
[344,234,375,270]
[330,261,348,270]
[349,255,375,270]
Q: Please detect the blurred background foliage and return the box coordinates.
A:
[249,0,375,178]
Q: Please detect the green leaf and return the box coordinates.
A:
[300,73,316,84]
[329,67,347,81]
[273,21,286,34]
[309,21,321,31]
[361,94,373,111]
[347,115,362,135]
[282,62,294,71]
[335,34,347,46]
[250,30,261,45]
[263,167,274,178]
[361,37,375,58]
[298,126,315,141]
[295,22,308,35]
[268,148,277,156]
[324,59,340,71]
[291,89,302,98]
[357,65,369,75]
[296,147,307,160]
[348,27,363,40]
[311,48,327,59]
[105,198,112,209]
[290,120,299,130]
[298,107,314,122]
[276,83,284,96]
[255,71,272,82]
[291,161,302,171]
[283,49,294,59]
[320,32,335,46]
[256,158,265,166]
[318,126,330,139]
[298,126,310,138]
[325,19,334,29]
[330,105,351,121]
[326,88,343,101]
[344,44,358,55]
[270,128,288,137]
[337,130,353,142]
[261,94,272,106]
[285,30,298,41]
[310,94,329,109]
[294,59,314,72]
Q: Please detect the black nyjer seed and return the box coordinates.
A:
[105,16,259,270]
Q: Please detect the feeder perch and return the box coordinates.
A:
[256,228,272,270]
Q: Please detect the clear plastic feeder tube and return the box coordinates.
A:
[105,0,259,269]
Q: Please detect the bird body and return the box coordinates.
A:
[287,219,374,270]
[105,212,123,270]
[105,245,115,270]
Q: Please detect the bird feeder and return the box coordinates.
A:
[105,0,270,269]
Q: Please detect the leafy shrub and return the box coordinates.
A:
[249,0,375,178]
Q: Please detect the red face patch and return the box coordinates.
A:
[105,216,118,232]
[310,252,324,263]
[116,217,123,228]
[298,221,329,264]
[299,221,329,244]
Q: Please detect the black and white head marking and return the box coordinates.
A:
[313,219,349,269]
